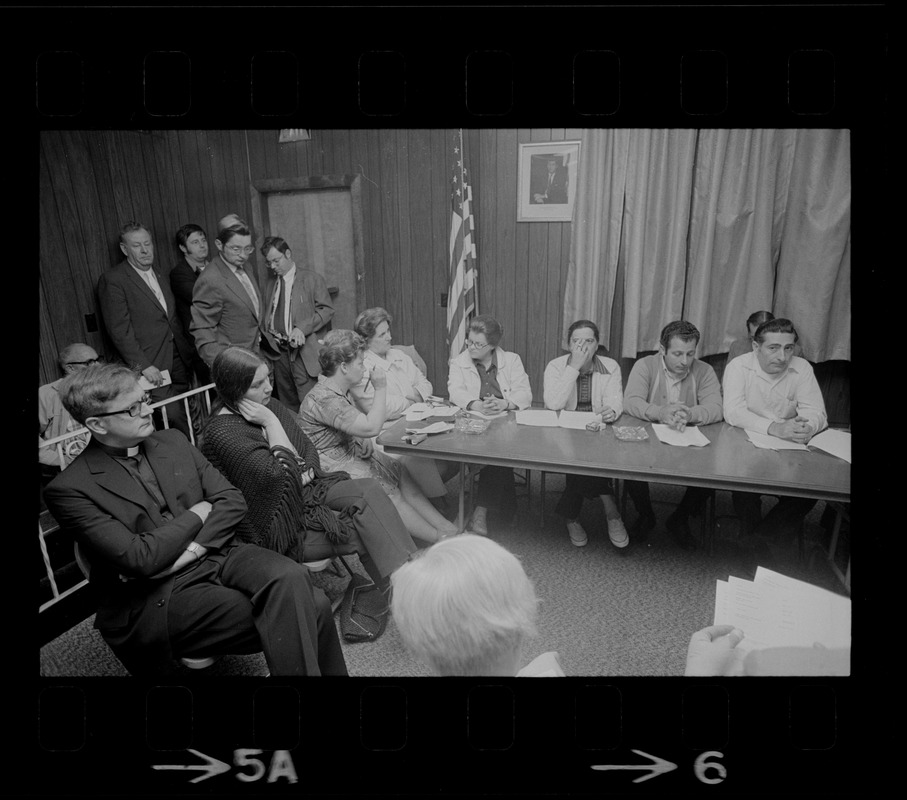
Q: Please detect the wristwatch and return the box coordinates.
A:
[187,542,203,560]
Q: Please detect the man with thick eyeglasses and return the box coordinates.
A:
[191,217,270,369]
[39,342,100,476]
[97,222,193,439]
[43,362,347,677]
[259,235,334,412]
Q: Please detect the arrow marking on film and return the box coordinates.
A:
[152,749,230,783]
[591,749,678,783]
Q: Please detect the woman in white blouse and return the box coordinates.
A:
[350,307,457,506]
[543,320,628,551]
[448,314,532,535]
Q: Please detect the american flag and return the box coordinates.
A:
[446,132,478,361]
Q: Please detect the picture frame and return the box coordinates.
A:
[517,140,582,222]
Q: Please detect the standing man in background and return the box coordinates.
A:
[259,235,334,412]
[169,223,212,385]
[191,217,271,368]
[97,222,192,438]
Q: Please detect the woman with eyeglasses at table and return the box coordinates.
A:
[448,314,533,535]
[299,330,470,544]
[543,319,629,552]
[349,307,459,512]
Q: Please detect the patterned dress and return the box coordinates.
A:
[298,378,402,493]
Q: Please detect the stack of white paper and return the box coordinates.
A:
[405,404,458,422]
[713,568,851,673]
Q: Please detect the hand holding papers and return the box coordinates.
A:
[808,429,851,463]
[713,567,850,675]
[651,424,710,447]
[138,369,171,391]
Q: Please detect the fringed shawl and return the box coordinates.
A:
[199,399,356,562]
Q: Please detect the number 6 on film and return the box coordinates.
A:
[694,751,727,785]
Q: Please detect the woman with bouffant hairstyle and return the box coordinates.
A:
[299,330,474,544]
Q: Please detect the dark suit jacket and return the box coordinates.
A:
[261,266,334,376]
[97,261,195,376]
[43,430,247,668]
[532,168,568,204]
[190,254,273,367]
[169,258,206,336]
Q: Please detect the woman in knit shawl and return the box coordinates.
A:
[199,346,417,588]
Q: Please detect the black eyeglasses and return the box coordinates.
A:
[92,393,153,418]
[66,358,100,367]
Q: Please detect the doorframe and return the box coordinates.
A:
[248,174,364,310]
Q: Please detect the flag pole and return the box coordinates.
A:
[459,128,479,316]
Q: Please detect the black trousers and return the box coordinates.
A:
[555,474,615,520]
[626,481,710,520]
[301,478,417,582]
[476,466,516,516]
[165,543,347,677]
[731,492,817,541]
[271,349,315,415]
[150,350,191,439]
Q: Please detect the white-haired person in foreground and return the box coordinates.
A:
[392,535,773,677]
[390,534,560,676]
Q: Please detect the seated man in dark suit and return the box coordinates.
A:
[43,362,347,677]
[532,156,569,204]
[170,223,212,385]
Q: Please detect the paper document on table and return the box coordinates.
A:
[808,429,851,463]
[557,411,600,430]
[138,370,171,391]
[745,430,809,451]
[515,409,559,426]
[651,424,710,447]
[405,421,454,435]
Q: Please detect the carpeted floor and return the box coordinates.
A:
[39,475,848,678]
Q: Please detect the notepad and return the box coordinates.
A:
[405,404,458,421]
[651,424,710,447]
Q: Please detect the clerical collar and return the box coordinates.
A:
[96,442,142,458]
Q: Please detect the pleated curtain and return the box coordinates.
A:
[564,129,851,363]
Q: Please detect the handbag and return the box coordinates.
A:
[339,573,389,643]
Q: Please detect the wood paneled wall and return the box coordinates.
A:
[38,128,848,424]
[39,128,579,396]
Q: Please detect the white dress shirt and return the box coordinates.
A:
[723,352,828,436]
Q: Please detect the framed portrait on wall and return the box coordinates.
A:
[517,140,581,222]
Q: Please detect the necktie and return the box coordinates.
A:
[235,267,260,317]
[274,277,288,335]
[142,270,167,311]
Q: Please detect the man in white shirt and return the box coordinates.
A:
[97,223,192,437]
[723,317,828,544]
[259,235,334,413]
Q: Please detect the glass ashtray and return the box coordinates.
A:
[454,416,490,434]
[613,425,649,441]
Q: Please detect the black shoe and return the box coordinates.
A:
[631,512,656,542]
[665,512,698,551]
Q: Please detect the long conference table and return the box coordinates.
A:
[378,411,851,587]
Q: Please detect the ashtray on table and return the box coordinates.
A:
[613,426,649,441]
[454,416,490,434]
